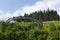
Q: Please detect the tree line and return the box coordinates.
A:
[24,8,60,21]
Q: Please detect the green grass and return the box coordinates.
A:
[43,21,60,32]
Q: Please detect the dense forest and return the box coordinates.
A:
[24,8,60,21]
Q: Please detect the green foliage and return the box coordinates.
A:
[0,21,59,40]
[43,21,60,40]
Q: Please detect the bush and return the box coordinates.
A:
[0,21,59,40]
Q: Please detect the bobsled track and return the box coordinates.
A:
[7,17,42,28]
[7,16,43,29]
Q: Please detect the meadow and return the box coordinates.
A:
[43,21,60,32]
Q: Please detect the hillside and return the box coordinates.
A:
[0,9,60,40]
[0,21,59,40]
[43,21,60,32]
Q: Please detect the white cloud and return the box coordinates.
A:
[0,0,60,20]
[58,12,60,16]
[0,11,13,20]
[14,0,60,15]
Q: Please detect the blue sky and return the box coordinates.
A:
[0,0,60,20]
[0,0,39,12]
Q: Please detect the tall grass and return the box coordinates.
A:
[0,21,59,40]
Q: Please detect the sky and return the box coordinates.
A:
[0,0,60,20]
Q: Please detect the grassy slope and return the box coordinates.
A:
[43,21,60,32]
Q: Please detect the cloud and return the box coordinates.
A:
[58,12,60,16]
[14,0,60,15]
[0,11,13,20]
[0,0,60,20]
